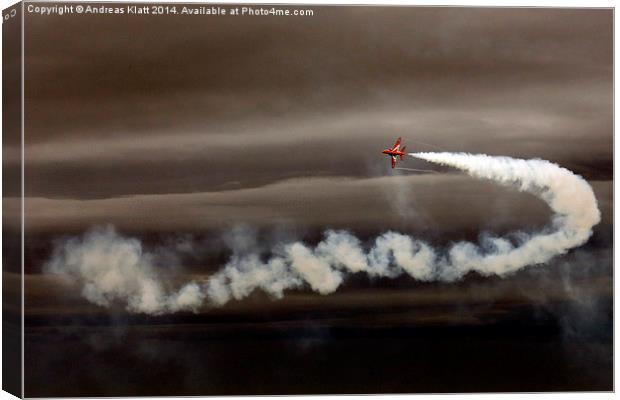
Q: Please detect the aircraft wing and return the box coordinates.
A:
[391,156,396,169]
[391,137,402,151]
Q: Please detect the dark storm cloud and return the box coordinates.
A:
[13,177,611,235]
[14,98,612,198]
[24,7,610,115]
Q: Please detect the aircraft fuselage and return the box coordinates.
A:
[382,149,405,157]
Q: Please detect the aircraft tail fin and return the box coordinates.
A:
[400,146,406,160]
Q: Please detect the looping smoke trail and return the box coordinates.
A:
[410,152,600,280]
[45,153,601,314]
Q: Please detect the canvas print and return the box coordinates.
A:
[2,3,613,397]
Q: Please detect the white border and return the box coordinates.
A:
[0,1,615,400]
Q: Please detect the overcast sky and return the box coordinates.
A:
[12,7,612,236]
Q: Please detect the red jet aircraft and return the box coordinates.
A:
[382,137,407,169]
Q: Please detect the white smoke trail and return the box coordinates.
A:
[410,152,601,280]
[45,226,206,314]
[45,153,600,313]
